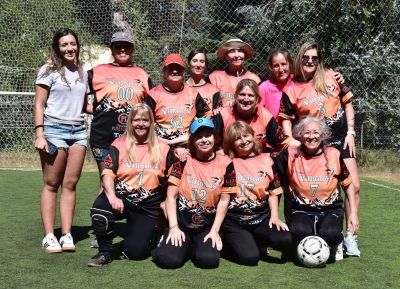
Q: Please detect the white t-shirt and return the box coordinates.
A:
[36,64,88,125]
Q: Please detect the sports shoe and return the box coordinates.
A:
[87,252,111,267]
[344,233,361,257]
[42,233,62,254]
[329,242,343,262]
[59,233,76,252]
[89,237,99,248]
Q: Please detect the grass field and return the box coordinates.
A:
[0,170,399,289]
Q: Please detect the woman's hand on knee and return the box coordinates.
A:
[166,226,185,247]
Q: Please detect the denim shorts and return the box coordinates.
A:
[44,120,87,148]
[90,146,109,162]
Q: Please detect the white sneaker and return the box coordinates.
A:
[42,233,62,254]
[329,242,343,262]
[344,233,360,257]
[59,233,76,252]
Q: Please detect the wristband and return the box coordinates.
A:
[169,224,178,230]
[34,124,44,130]
[347,131,356,136]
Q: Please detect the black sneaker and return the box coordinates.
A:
[87,252,111,267]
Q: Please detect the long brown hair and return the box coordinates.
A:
[38,28,84,87]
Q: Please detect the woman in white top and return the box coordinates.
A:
[34,28,92,254]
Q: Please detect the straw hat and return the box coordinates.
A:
[216,39,254,60]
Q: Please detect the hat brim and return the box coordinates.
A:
[217,40,254,60]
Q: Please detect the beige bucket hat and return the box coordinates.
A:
[216,38,254,60]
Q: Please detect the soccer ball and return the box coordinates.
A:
[297,236,330,268]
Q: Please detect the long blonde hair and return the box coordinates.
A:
[294,41,330,96]
[124,103,162,165]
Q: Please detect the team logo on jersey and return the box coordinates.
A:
[325,168,335,175]
[256,133,267,141]
[257,171,268,177]
[192,213,203,224]
[185,103,195,109]
[118,113,129,125]
[212,177,222,184]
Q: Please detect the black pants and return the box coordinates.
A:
[289,209,344,246]
[92,192,157,260]
[152,226,221,269]
[222,217,292,266]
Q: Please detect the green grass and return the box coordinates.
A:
[0,170,399,289]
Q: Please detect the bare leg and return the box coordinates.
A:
[95,160,105,195]
[40,149,68,235]
[343,158,360,231]
[59,145,86,234]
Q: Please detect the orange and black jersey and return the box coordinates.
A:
[212,105,292,151]
[88,64,153,149]
[276,147,352,211]
[145,83,210,141]
[207,68,261,108]
[279,69,353,139]
[188,82,222,118]
[228,154,282,225]
[102,135,174,219]
[169,154,236,231]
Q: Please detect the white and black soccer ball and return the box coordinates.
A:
[297,236,330,268]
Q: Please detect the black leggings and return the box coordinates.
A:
[92,192,157,260]
[289,209,344,246]
[222,217,292,266]
[152,226,221,269]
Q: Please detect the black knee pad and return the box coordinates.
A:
[91,208,115,235]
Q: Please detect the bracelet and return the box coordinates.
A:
[34,124,44,130]
[169,224,178,230]
[347,131,356,136]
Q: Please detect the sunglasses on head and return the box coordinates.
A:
[302,55,319,63]
[113,43,132,50]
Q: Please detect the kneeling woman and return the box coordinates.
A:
[152,118,236,269]
[222,121,291,266]
[276,117,359,255]
[87,103,174,267]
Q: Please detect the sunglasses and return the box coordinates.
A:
[112,43,132,50]
[302,55,319,63]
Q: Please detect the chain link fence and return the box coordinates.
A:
[1,0,399,168]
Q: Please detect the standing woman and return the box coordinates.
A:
[275,117,359,261]
[259,47,295,124]
[88,32,153,195]
[145,53,210,148]
[222,121,291,266]
[186,48,222,117]
[279,41,361,257]
[87,104,174,267]
[34,28,92,253]
[208,39,261,108]
[152,118,236,269]
[212,79,296,153]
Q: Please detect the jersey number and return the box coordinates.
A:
[239,183,255,197]
[170,116,184,129]
[117,87,134,101]
[136,171,144,186]
[310,184,319,197]
[192,188,207,203]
